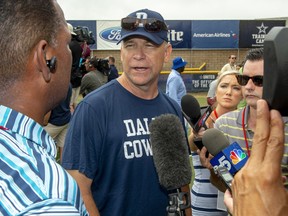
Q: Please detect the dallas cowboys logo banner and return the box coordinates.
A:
[239,20,285,48]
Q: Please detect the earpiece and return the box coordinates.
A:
[46,56,57,71]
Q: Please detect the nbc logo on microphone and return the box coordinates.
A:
[230,149,247,165]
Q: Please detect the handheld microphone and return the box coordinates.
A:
[263,26,288,116]
[181,94,212,155]
[149,114,191,215]
[202,128,248,176]
[181,94,212,133]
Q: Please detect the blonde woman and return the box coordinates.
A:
[189,70,243,216]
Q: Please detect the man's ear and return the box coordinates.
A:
[164,43,172,63]
[35,40,52,82]
[120,46,124,62]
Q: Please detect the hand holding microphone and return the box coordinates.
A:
[181,94,212,155]
[181,94,212,133]
[201,128,249,192]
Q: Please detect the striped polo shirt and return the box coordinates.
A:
[214,106,288,187]
[0,105,88,215]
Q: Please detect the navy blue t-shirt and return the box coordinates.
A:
[49,84,72,126]
[62,80,187,216]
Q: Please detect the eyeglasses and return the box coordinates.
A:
[236,75,264,87]
[231,57,237,59]
[121,17,168,33]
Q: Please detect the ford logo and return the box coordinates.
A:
[100,27,122,43]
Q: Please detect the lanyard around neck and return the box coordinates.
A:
[213,109,219,119]
[241,107,250,156]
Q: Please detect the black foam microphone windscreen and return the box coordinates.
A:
[181,94,201,125]
[202,128,230,156]
[263,26,288,116]
[181,94,212,133]
[149,114,192,191]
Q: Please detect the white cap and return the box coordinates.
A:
[67,23,76,35]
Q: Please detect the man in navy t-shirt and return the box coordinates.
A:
[62,8,192,216]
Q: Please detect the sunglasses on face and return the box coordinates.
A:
[236,75,264,87]
[231,57,237,59]
[121,17,168,33]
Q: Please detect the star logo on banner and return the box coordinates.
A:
[256,22,268,34]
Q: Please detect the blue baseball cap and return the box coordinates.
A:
[117,9,168,45]
[172,57,187,70]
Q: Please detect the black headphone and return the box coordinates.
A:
[46,56,57,71]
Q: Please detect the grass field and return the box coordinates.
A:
[189,92,208,107]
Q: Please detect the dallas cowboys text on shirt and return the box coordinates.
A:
[123,118,153,159]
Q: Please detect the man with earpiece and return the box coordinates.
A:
[80,56,108,97]
[0,0,88,215]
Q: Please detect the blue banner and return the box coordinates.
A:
[158,73,217,93]
[239,20,285,48]
[192,20,239,49]
[166,20,191,49]
[66,19,286,50]
[67,20,97,50]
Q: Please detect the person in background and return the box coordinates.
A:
[107,55,119,82]
[224,99,288,215]
[209,62,245,108]
[81,40,91,60]
[0,0,87,215]
[79,40,92,77]
[68,22,83,111]
[236,61,244,72]
[220,55,237,73]
[189,70,242,216]
[62,8,191,216]
[207,78,217,106]
[236,60,247,109]
[198,48,288,209]
[80,56,108,97]
[206,71,222,106]
[166,56,188,106]
[44,84,72,163]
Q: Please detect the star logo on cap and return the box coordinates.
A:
[256,22,268,34]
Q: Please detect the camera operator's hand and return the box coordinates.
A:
[227,99,288,216]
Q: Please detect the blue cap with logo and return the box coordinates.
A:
[172,57,187,70]
[117,9,168,45]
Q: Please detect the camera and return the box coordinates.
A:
[87,57,110,76]
[73,26,95,45]
[96,58,110,76]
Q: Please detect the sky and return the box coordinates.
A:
[58,0,288,21]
